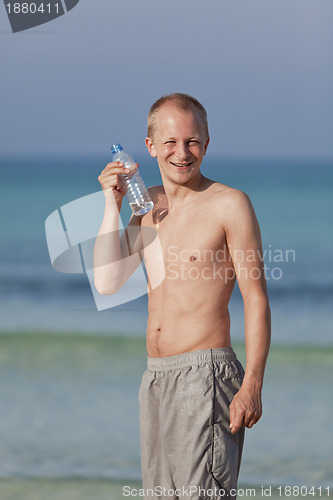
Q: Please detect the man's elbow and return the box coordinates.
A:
[94,278,121,296]
[95,285,115,296]
[93,264,125,295]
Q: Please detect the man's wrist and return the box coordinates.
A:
[241,371,263,391]
[104,193,123,214]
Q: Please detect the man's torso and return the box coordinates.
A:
[141,180,237,357]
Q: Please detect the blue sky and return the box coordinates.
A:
[1,0,332,159]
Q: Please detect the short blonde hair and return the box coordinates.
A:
[147,93,209,140]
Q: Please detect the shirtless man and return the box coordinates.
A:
[94,93,271,499]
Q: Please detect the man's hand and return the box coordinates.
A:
[98,161,138,209]
[229,384,262,434]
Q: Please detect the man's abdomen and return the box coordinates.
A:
[146,283,233,357]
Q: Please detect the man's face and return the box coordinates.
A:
[145,104,209,186]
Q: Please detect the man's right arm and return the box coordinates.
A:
[93,162,143,295]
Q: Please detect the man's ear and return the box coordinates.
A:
[204,136,210,156]
[145,137,157,158]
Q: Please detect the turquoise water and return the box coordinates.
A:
[0,157,332,494]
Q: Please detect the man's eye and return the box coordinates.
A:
[165,141,175,144]
[189,141,199,144]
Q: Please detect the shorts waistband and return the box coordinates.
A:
[147,347,237,372]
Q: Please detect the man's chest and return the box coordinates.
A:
[142,209,228,266]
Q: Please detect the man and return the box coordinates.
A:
[94,93,271,499]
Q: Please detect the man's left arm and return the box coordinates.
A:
[224,189,271,434]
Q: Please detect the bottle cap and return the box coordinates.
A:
[111,144,123,154]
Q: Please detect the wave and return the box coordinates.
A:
[1,269,333,301]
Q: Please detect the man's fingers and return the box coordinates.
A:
[229,404,245,434]
[102,167,129,176]
[230,414,244,434]
[105,161,124,169]
[98,168,130,192]
[229,390,262,433]
[239,406,262,430]
[245,411,262,429]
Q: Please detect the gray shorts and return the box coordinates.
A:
[138,347,245,500]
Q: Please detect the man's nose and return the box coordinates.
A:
[174,143,189,159]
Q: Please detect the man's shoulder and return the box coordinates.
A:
[205,183,255,233]
[147,184,164,194]
[147,185,165,202]
[209,182,251,209]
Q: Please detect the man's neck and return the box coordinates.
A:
[161,171,208,207]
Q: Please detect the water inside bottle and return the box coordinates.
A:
[130,200,154,216]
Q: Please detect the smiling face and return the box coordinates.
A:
[145,103,210,187]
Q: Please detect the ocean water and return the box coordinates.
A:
[0,156,332,497]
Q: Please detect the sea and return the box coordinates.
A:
[0,155,332,499]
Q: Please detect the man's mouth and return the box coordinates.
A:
[170,161,193,168]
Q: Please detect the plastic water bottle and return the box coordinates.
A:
[111,144,154,216]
